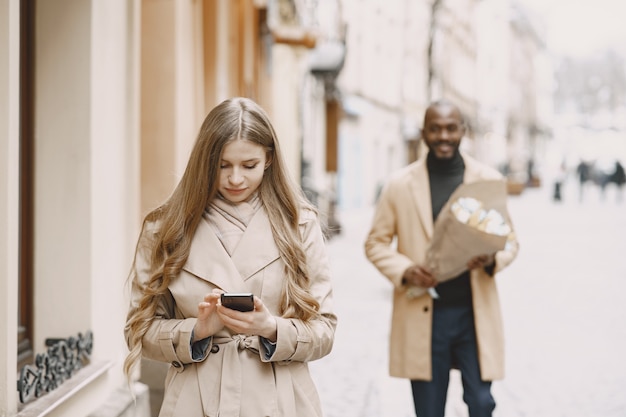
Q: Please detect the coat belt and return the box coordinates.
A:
[207,335,275,417]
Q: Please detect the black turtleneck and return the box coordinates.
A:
[427,151,465,219]
[427,150,472,307]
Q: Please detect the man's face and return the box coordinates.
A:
[422,104,466,160]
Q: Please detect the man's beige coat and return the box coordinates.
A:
[364,152,519,381]
[125,208,336,417]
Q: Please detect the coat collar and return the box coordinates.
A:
[230,209,281,279]
[408,157,434,239]
[182,208,280,292]
[462,152,486,182]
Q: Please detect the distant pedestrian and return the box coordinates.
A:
[594,158,623,202]
[364,100,519,417]
[613,160,626,202]
[576,160,591,202]
[552,160,567,202]
[553,180,562,202]
[123,97,337,417]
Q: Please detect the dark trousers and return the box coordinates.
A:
[410,304,495,417]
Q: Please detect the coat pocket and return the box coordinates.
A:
[159,364,205,417]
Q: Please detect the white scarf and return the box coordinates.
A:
[206,192,262,256]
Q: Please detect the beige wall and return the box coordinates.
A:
[141,0,208,215]
[140,0,177,214]
[0,0,20,414]
[271,44,304,183]
[338,0,426,206]
[174,0,205,172]
[34,0,93,352]
[2,0,322,415]
[34,0,141,412]
[1,0,143,415]
[90,0,141,387]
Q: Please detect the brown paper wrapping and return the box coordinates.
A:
[426,180,511,282]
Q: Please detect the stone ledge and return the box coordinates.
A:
[87,382,150,417]
[16,360,113,417]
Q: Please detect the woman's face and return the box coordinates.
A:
[218,139,268,203]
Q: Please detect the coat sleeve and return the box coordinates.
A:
[364,179,416,288]
[263,210,337,364]
[124,226,208,366]
[494,220,520,274]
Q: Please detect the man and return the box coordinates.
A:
[364,100,519,417]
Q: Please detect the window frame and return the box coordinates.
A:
[18,0,35,371]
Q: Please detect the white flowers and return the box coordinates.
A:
[451,197,511,236]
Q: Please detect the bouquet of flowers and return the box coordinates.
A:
[426,180,513,282]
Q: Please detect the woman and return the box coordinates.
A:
[124,97,337,417]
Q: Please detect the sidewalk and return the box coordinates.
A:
[310,206,414,417]
[310,185,626,417]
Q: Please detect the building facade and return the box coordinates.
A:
[335,0,551,210]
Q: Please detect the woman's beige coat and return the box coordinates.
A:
[125,208,336,417]
[364,152,519,381]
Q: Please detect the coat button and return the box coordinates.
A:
[171,361,182,368]
[210,344,220,354]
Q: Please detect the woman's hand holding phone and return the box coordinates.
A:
[194,289,226,342]
[218,292,277,342]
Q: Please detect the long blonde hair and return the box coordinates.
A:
[123,97,321,378]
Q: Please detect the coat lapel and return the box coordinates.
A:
[462,152,483,183]
[408,159,434,239]
[230,208,280,280]
[182,217,250,293]
[410,152,485,239]
[182,209,280,291]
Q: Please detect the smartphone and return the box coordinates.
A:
[220,293,254,312]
